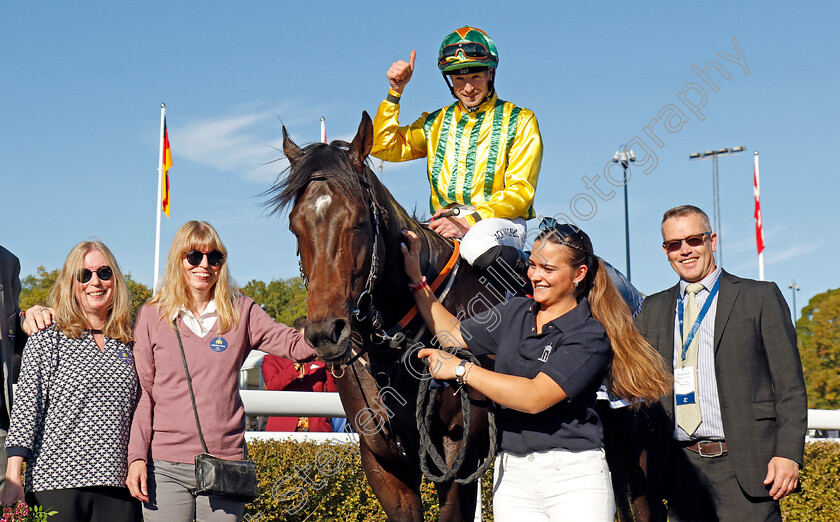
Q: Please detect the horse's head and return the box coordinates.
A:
[272,112,382,361]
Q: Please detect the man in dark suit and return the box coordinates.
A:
[0,245,27,495]
[636,205,806,520]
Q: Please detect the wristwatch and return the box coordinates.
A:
[454,359,467,384]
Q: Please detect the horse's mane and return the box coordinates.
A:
[265,140,369,216]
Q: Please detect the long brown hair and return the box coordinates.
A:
[148,221,241,333]
[537,224,672,403]
[49,241,133,343]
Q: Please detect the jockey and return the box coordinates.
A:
[371,26,542,293]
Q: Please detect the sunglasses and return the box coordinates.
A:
[662,232,712,252]
[77,266,113,283]
[538,218,588,253]
[439,41,490,66]
[184,249,225,267]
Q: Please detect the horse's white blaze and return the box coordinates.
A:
[313,195,332,217]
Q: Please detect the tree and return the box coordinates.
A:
[241,277,307,326]
[19,266,152,322]
[797,287,840,409]
[19,266,59,310]
[126,275,153,320]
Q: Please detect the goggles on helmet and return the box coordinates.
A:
[438,41,492,68]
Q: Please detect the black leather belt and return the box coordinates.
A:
[681,440,727,457]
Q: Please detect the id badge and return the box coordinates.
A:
[674,367,697,405]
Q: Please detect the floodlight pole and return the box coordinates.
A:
[688,146,746,268]
[789,281,800,322]
[612,148,635,281]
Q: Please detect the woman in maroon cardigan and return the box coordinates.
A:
[125,221,314,522]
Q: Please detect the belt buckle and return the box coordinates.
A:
[697,441,724,458]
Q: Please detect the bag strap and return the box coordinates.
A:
[174,321,210,454]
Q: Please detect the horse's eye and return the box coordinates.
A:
[353,221,367,230]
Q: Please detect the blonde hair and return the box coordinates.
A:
[49,241,133,343]
[148,221,241,333]
[537,228,672,403]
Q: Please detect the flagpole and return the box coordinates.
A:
[154,104,166,295]
[321,116,327,144]
[754,151,765,281]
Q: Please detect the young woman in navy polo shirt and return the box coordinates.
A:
[401,221,670,521]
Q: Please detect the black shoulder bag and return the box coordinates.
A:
[174,322,259,502]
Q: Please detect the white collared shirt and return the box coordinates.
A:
[673,266,725,441]
[176,300,218,337]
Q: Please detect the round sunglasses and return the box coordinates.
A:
[184,249,225,267]
[77,266,113,283]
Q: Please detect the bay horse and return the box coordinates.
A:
[267,112,500,520]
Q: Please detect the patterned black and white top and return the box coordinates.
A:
[5,325,139,491]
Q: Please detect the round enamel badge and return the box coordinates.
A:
[209,336,228,352]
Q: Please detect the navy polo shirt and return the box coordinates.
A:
[460,297,610,455]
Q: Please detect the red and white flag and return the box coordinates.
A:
[753,152,764,254]
[754,152,765,281]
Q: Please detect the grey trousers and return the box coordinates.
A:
[142,460,246,522]
[662,446,781,522]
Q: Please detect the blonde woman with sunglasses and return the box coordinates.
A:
[3,241,141,521]
[123,221,314,522]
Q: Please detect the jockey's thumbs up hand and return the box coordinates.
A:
[387,50,416,95]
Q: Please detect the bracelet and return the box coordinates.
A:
[462,362,473,384]
[408,276,428,292]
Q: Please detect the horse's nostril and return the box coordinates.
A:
[332,320,346,343]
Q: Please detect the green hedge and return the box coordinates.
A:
[244,438,840,521]
[245,438,494,521]
[781,441,840,521]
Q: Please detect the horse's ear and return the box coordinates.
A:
[282,125,303,167]
[348,111,373,173]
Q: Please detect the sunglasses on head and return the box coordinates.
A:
[185,249,224,267]
[77,266,113,283]
[538,218,588,253]
[439,42,490,66]
[662,232,712,252]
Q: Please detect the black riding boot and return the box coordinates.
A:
[472,245,531,298]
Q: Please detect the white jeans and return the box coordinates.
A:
[492,449,615,521]
[459,217,527,264]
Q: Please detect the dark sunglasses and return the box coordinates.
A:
[185,249,225,267]
[662,232,712,252]
[538,218,588,253]
[439,41,490,66]
[77,266,113,283]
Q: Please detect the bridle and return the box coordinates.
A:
[296,172,459,366]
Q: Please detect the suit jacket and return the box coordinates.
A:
[0,246,25,423]
[636,270,807,499]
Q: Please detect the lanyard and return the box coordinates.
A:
[677,277,720,361]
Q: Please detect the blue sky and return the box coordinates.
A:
[2,1,837,318]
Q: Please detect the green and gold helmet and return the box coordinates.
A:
[438,26,499,74]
